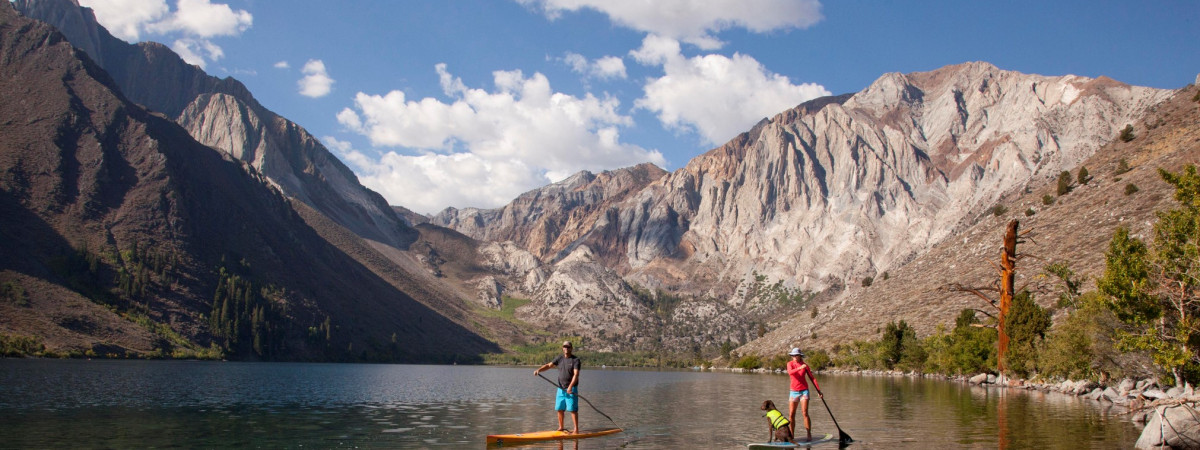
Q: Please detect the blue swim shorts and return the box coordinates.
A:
[790,389,810,401]
[555,387,578,412]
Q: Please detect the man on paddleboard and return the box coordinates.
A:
[534,341,581,434]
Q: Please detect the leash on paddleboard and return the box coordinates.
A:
[537,372,620,427]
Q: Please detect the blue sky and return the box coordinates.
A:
[77,0,1199,214]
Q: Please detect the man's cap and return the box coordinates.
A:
[562,341,573,348]
[788,347,804,356]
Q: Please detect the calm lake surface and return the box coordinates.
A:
[0,359,1139,448]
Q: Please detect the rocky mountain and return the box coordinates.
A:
[431,63,1176,354]
[434,163,668,262]
[446,64,1170,294]
[739,80,1200,357]
[14,0,416,250]
[0,2,497,360]
[6,0,1190,361]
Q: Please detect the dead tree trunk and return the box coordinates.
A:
[998,219,1018,374]
[945,219,1025,376]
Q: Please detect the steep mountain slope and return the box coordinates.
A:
[429,63,1175,353]
[739,81,1200,357]
[434,163,668,262]
[14,0,416,250]
[616,63,1168,294]
[0,3,497,360]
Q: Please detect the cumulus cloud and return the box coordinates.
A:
[298,59,335,98]
[146,0,252,37]
[562,52,627,80]
[518,0,822,49]
[335,64,664,213]
[171,38,223,68]
[632,35,831,145]
[79,0,168,41]
[79,0,251,68]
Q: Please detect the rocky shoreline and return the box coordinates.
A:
[729,367,1200,449]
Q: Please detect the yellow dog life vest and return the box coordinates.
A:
[766,409,789,430]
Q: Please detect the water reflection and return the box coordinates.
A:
[0,360,1140,448]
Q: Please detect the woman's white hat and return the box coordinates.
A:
[788,347,804,356]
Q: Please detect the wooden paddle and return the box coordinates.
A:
[817,393,853,444]
[537,372,620,427]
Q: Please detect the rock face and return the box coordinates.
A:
[430,62,1174,352]
[1136,404,1200,449]
[434,163,667,262]
[739,81,1200,357]
[522,246,659,351]
[618,63,1169,294]
[439,63,1170,299]
[15,0,416,250]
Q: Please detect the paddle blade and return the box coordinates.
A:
[838,429,852,444]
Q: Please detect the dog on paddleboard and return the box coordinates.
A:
[761,400,794,443]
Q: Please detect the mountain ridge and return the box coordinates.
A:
[0,2,498,360]
[14,0,416,251]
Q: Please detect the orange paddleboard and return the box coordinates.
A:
[486,427,623,445]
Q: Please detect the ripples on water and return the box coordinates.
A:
[0,360,1139,448]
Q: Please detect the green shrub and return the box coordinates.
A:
[925,309,998,375]
[807,349,832,371]
[719,339,735,359]
[1077,166,1091,185]
[1,281,28,306]
[880,320,926,371]
[734,354,763,370]
[1025,208,1036,217]
[0,334,45,356]
[764,354,790,371]
[992,205,1008,217]
[1057,171,1074,196]
[1042,194,1055,206]
[1119,124,1135,142]
[1115,158,1131,175]
[1003,291,1051,378]
[1037,292,1123,381]
[1125,183,1139,195]
[861,277,873,287]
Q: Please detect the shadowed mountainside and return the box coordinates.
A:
[0,3,498,361]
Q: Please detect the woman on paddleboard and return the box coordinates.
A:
[534,341,581,434]
[786,347,822,441]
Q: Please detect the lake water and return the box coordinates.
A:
[0,359,1140,448]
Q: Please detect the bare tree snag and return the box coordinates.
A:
[998,219,1018,374]
[943,219,1022,375]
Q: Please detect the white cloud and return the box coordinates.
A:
[518,0,822,49]
[632,35,831,145]
[561,52,627,80]
[79,0,251,68]
[147,0,252,37]
[274,61,290,69]
[298,59,334,98]
[325,137,547,215]
[79,0,168,41]
[171,38,223,68]
[592,56,628,79]
[336,64,664,213]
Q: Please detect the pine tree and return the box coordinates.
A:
[1098,165,1200,386]
[1057,171,1073,196]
